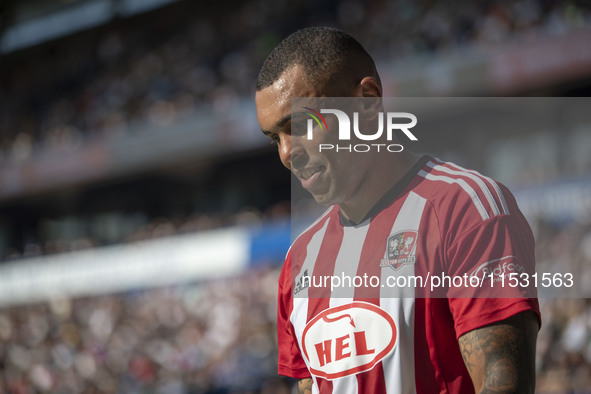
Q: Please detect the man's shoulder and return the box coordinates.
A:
[413,158,514,223]
[291,205,338,249]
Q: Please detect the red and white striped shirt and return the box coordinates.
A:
[278,156,540,393]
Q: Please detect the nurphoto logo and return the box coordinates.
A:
[304,107,418,153]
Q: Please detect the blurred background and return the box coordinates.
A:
[0,0,590,392]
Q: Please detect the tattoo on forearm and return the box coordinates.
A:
[298,378,313,394]
[458,334,478,373]
[458,312,538,393]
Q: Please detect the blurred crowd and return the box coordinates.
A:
[0,267,292,394]
[537,298,591,391]
[533,218,591,391]
[1,0,591,164]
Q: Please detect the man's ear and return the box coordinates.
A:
[360,77,382,98]
[359,77,382,120]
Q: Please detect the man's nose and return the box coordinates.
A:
[278,134,306,172]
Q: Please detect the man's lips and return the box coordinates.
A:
[294,166,326,189]
[298,166,323,180]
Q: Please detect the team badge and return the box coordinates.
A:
[380,230,418,270]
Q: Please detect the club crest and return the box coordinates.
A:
[380,230,418,270]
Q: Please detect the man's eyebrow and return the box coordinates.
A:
[261,114,292,135]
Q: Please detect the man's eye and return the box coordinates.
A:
[270,135,280,145]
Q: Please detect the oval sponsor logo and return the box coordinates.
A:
[470,255,525,282]
[301,301,396,380]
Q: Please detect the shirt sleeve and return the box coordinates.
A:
[277,251,312,379]
[445,211,541,338]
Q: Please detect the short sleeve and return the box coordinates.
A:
[445,212,541,338]
[277,251,312,379]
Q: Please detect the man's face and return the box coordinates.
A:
[255,64,369,206]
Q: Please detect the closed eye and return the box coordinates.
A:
[262,130,280,145]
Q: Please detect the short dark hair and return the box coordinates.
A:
[256,27,380,92]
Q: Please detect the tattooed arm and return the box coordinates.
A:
[298,378,314,394]
[458,311,539,393]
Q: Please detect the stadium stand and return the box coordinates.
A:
[1,0,591,392]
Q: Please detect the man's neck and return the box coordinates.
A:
[339,150,423,225]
